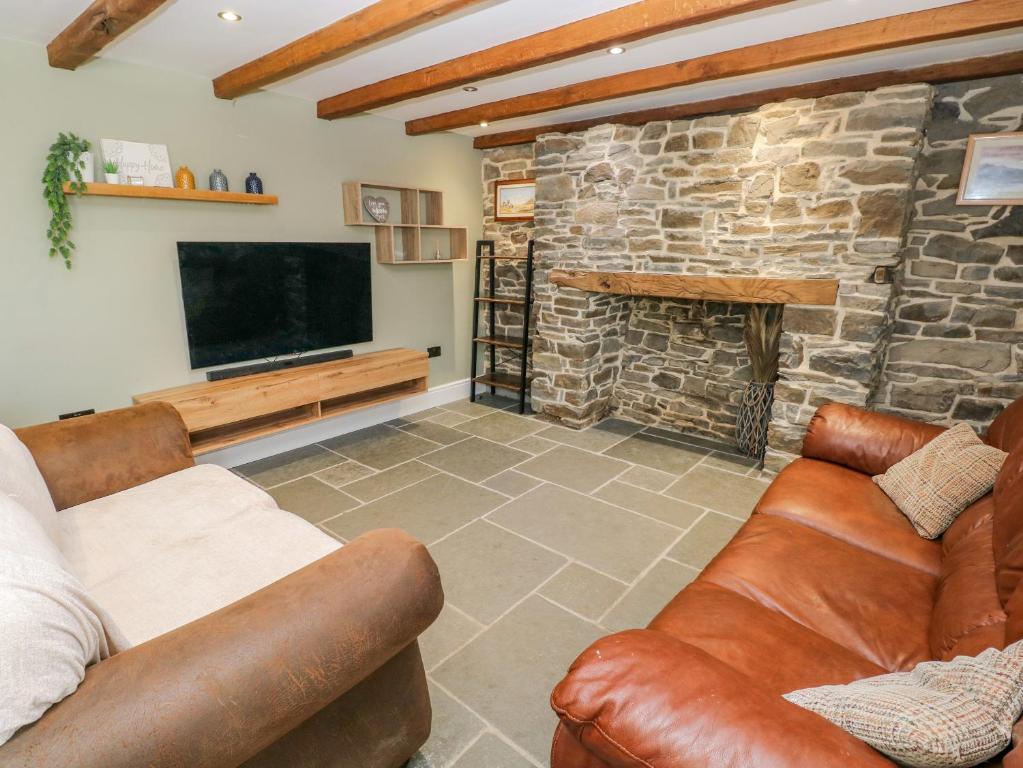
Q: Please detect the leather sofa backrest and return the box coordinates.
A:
[987,398,1023,454]
[931,496,1006,659]
[992,444,1023,620]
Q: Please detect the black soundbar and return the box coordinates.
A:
[206,349,354,381]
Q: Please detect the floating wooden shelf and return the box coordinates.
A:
[133,348,427,454]
[342,181,467,264]
[63,182,278,205]
[550,269,839,305]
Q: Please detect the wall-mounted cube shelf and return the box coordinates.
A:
[342,181,467,265]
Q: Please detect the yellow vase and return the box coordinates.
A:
[175,166,196,190]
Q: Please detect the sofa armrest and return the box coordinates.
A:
[801,402,945,477]
[552,629,893,768]
[15,402,194,510]
[0,528,443,768]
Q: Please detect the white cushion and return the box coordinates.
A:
[0,424,59,545]
[58,464,341,645]
[0,494,123,746]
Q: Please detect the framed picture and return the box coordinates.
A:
[494,178,536,222]
[100,139,173,187]
[958,132,1023,205]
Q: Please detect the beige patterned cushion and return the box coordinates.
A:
[784,642,1023,768]
[873,423,1007,539]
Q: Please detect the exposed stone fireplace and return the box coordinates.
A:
[529,85,930,470]
[481,74,1023,473]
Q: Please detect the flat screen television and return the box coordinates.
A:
[177,242,372,369]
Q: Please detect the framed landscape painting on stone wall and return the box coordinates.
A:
[494,179,536,222]
[958,132,1023,205]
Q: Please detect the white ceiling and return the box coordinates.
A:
[5,0,1022,138]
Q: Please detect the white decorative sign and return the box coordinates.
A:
[100,139,172,187]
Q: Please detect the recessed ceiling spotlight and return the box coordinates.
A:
[607,46,626,55]
[218,10,242,22]
[463,86,478,92]
[479,120,489,127]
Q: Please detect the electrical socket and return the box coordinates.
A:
[59,409,95,420]
[427,346,442,358]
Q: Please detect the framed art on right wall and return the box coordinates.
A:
[494,178,536,222]
[958,132,1023,206]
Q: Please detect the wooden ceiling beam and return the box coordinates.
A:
[473,51,1023,148]
[47,0,171,70]
[213,0,485,100]
[316,0,799,120]
[406,0,1023,135]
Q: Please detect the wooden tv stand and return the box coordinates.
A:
[133,348,428,455]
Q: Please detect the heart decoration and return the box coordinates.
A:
[363,195,391,223]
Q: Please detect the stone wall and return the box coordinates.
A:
[482,74,1022,470]
[530,87,932,466]
[480,145,535,377]
[872,75,1023,428]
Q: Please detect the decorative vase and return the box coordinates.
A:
[244,172,263,195]
[209,169,229,192]
[736,381,775,460]
[175,166,196,190]
[104,172,119,184]
[68,151,95,183]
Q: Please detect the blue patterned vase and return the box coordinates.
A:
[245,172,263,195]
[209,169,229,192]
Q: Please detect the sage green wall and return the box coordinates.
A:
[0,38,481,428]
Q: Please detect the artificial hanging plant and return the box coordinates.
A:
[42,132,91,269]
[735,303,784,461]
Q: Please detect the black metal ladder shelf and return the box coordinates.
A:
[470,240,535,414]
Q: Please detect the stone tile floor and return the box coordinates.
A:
[234,394,770,768]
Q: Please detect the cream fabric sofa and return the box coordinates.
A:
[59,463,340,645]
[1,402,443,768]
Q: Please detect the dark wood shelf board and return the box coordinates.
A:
[474,372,525,392]
[474,335,527,349]
[474,296,526,306]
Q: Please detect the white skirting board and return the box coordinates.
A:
[198,378,475,469]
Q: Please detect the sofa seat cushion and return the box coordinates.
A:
[58,464,341,645]
[700,515,936,671]
[649,581,887,696]
[756,458,941,576]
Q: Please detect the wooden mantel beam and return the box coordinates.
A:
[213,0,485,100]
[473,51,1023,148]
[550,270,839,306]
[406,0,1023,135]
[316,0,799,120]
[47,0,171,70]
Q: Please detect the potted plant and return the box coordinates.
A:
[103,159,119,184]
[42,132,91,269]
[735,303,783,461]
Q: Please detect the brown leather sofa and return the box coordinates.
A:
[0,404,443,768]
[551,397,1023,768]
